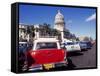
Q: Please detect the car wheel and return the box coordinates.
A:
[18,52,26,72]
[26,53,35,71]
[67,57,76,69]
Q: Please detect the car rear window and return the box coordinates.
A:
[74,42,79,44]
[36,42,57,50]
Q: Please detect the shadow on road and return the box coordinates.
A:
[68,52,83,57]
[48,58,76,71]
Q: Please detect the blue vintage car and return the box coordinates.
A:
[78,42,87,50]
[78,41,92,50]
[85,41,92,49]
[19,42,33,71]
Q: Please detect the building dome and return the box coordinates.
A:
[55,10,65,24]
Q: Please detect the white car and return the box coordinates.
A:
[62,41,81,52]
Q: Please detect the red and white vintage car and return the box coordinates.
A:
[26,38,68,71]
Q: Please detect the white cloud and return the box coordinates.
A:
[86,13,96,22]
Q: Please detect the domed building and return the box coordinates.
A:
[54,10,65,42]
[54,10,65,31]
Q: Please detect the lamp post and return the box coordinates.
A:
[34,25,39,39]
[61,31,64,43]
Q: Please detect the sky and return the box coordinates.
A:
[19,4,96,40]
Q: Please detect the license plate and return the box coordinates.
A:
[43,64,54,70]
[71,46,74,48]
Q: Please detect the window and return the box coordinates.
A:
[36,42,57,50]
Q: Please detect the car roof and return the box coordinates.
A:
[63,39,73,42]
[34,38,59,42]
[19,42,27,44]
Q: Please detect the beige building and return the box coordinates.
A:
[19,24,27,40]
[78,36,92,41]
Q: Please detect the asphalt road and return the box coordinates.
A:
[68,43,97,69]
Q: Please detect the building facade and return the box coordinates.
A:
[19,24,27,41]
[78,36,93,42]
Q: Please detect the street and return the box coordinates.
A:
[68,43,97,69]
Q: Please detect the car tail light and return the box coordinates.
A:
[62,49,67,60]
[31,52,36,55]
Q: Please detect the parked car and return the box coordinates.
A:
[19,42,28,52]
[19,42,28,71]
[26,38,68,71]
[85,41,92,49]
[61,41,81,52]
[78,41,92,49]
[19,41,33,71]
[77,42,87,50]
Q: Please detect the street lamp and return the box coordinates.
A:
[34,25,39,39]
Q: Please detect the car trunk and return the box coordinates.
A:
[29,49,65,64]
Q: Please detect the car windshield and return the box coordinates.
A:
[80,42,86,44]
[36,42,57,50]
[19,43,28,53]
[67,42,74,45]
[19,43,27,47]
[74,42,79,44]
[86,42,92,46]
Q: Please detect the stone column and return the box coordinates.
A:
[61,31,64,43]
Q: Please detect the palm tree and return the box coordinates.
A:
[52,29,60,36]
[26,25,35,42]
[64,29,71,39]
[39,23,51,36]
[26,26,31,34]
[30,26,35,38]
